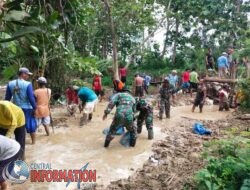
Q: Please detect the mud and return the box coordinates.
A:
[108,105,235,190]
[9,102,165,190]
[3,88,244,190]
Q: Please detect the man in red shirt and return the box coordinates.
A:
[92,74,104,102]
[65,86,79,115]
[182,68,190,94]
[119,65,127,84]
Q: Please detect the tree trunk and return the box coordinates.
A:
[161,17,170,59]
[125,15,168,68]
[102,34,108,59]
[161,0,172,58]
[172,18,179,64]
[243,58,250,78]
[103,0,119,80]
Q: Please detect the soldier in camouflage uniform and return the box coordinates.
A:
[103,90,137,148]
[159,79,174,119]
[136,98,154,140]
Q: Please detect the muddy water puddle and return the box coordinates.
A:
[11,102,165,190]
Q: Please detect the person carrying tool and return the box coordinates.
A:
[136,98,154,140]
[34,77,51,136]
[102,88,137,148]
[0,101,25,160]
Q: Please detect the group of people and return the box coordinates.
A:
[0,68,51,189]
[0,61,235,189]
[205,47,237,79]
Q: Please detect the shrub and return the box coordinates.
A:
[195,138,250,190]
[236,78,250,111]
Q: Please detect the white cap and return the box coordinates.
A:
[73,85,79,90]
[37,77,47,84]
[222,52,227,55]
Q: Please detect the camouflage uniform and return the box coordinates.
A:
[159,84,174,119]
[136,99,154,140]
[104,92,137,147]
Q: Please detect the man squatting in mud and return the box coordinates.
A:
[102,88,137,148]
[136,98,154,140]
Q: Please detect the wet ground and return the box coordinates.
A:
[10,102,165,190]
[108,105,234,190]
[4,92,232,190]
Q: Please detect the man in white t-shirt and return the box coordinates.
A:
[0,135,21,190]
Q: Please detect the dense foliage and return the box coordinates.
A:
[236,78,250,110]
[0,0,249,91]
[195,138,250,190]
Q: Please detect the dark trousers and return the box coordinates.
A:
[135,86,144,97]
[0,126,26,160]
[121,76,126,83]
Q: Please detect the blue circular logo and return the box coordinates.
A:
[2,160,30,184]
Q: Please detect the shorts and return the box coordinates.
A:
[95,90,104,97]
[206,64,214,70]
[36,116,50,126]
[190,82,198,90]
[83,99,98,114]
[182,82,190,89]
[194,98,204,107]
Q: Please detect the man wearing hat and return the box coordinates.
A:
[166,70,179,104]
[159,78,174,119]
[34,77,51,137]
[5,67,37,145]
[102,88,137,148]
[217,52,229,78]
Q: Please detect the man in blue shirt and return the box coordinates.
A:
[78,87,98,126]
[217,52,229,78]
[143,74,151,94]
[165,70,178,104]
[5,67,37,150]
